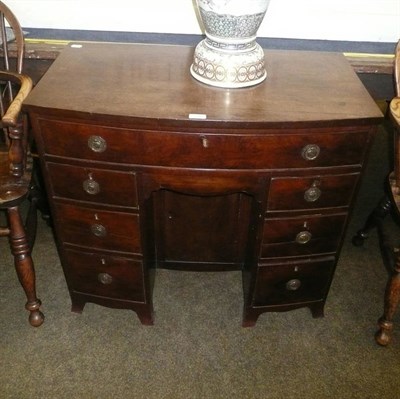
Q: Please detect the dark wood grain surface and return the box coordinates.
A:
[24,43,382,126]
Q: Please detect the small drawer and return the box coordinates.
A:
[252,258,335,307]
[64,248,145,303]
[37,118,369,169]
[260,213,347,258]
[47,162,138,208]
[54,203,142,254]
[267,173,359,212]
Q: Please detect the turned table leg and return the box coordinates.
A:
[375,250,400,346]
[8,206,44,327]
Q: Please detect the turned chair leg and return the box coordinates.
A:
[375,250,400,346]
[7,206,44,327]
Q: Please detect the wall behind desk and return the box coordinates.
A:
[5,0,400,43]
[4,0,399,102]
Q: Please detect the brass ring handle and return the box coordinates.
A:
[296,230,312,244]
[98,272,113,285]
[301,144,320,161]
[83,178,100,195]
[304,186,321,202]
[286,279,301,291]
[91,223,107,237]
[88,135,107,153]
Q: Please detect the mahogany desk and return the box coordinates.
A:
[24,43,383,326]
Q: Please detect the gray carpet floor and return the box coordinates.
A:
[1,124,399,399]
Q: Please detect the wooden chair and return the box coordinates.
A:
[0,2,51,227]
[0,0,44,326]
[352,41,400,345]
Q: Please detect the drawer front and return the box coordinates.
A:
[64,249,145,302]
[260,214,347,259]
[54,203,142,254]
[253,258,335,307]
[38,118,369,169]
[47,162,138,208]
[267,173,359,212]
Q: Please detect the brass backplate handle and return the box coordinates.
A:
[83,178,100,195]
[88,135,107,153]
[91,223,107,237]
[304,186,321,202]
[301,144,320,161]
[296,230,312,244]
[286,279,302,291]
[98,272,113,285]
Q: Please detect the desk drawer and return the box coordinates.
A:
[267,173,359,212]
[54,203,142,254]
[47,162,138,208]
[260,213,347,259]
[65,249,146,303]
[38,119,369,169]
[253,258,335,307]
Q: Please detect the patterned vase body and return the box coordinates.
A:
[191,0,270,88]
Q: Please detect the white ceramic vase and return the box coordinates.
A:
[191,0,271,88]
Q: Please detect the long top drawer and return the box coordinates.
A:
[36,118,371,169]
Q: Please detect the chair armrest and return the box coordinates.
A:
[391,97,400,127]
[0,71,33,127]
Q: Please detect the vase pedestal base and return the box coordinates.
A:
[190,40,267,89]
